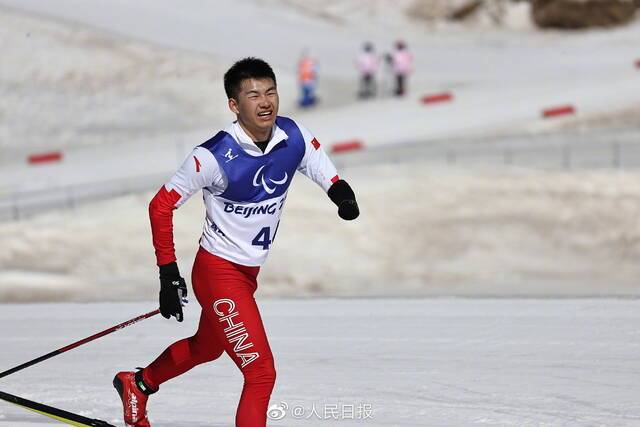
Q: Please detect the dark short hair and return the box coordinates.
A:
[224,57,277,99]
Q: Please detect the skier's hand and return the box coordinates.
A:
[328,179,360,221]
[338,199,359,220]
[158,262,188,322]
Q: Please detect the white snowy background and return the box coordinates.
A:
[0,1,639,426]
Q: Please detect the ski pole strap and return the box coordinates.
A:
[0,389,116,426]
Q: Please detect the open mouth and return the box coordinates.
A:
[257,110,273,120]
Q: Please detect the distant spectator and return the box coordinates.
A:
[356,42,379,99]
[298,50,318,107]
[391,40,413,96]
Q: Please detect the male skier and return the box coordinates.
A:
[113,57,359,427]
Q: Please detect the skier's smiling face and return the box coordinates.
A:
[229,77,279,142]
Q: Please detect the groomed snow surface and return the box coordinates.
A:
[1,299,639,426]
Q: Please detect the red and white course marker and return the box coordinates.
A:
[541,105,576,119]
[331,139,364,154]
[27,151,63,165]
[421,92,453,105]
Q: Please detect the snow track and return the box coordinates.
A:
[1,299,639,426]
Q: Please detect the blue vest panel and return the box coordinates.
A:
[199,116,306,203]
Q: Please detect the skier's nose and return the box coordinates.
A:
[258,98,270,108]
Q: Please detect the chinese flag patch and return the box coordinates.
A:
[194,156,201,173]
[311,138,321,150]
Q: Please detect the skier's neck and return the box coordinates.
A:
[237,119,272,143]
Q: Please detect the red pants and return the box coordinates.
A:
[143,247,276,427]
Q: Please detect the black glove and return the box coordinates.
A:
[338,199,360,220]
[158,262,188,322]
[328,179,360,221]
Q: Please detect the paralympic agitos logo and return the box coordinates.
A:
[253,165,288,194]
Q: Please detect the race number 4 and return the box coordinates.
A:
[251,222,280,250]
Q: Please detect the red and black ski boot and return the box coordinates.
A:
[113,369,157,427]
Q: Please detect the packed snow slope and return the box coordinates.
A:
[0,300,639,426]
[0,2,639,300]
[0,4,296,157]
[1,0,639,159]
[2,164,640,301]
[0,2,639,196]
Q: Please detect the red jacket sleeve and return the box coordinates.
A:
[148,146,224,266]
[149,185,182,266]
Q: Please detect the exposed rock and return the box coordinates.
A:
[408,0,533,29]
[531,0,637,29]
[449,1,484,21]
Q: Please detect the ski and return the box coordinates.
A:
[0,389,115,426]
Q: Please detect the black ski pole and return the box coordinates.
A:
[0,309,160,380]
